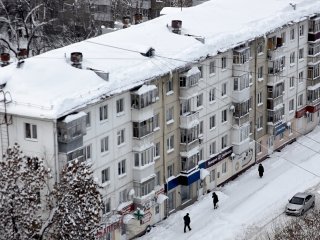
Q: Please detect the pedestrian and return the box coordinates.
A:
[212,192,219,209]
[258,163,264,178]
[183,213,191,233]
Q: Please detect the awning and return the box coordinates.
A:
[200,168,210,180]
[157,194,168,204]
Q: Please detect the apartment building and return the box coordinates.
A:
[0,1,320,239]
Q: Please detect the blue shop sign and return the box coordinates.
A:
[274,122,287,136]
[206,146,233,168]
[179,169,200,186]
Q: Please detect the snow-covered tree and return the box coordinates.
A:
[45,159,102,240]
[0,144,102,240]
[0,143,51,240]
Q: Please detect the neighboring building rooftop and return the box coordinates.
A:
[1,0,320,119]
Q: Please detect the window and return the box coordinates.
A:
[199,121,204,135]
[298,71,304,83]
[117,129,125,145]
[155,171,161,185]
[101,136,109,153]
[258,66,263,79]
[102,168,110,183]
[257,92,262,105]
[289,99,294,112]
[222,162,227,174]
[221,56,227,69]
[118,159,126,175]
[167,164,174,177]
[196,93,203,107]
[240,125,249,142]
[257,116,263,129]
[168,191,175,211]
[256,140,262,153]
[209,60,216,74]
[25,123,37,140]
[99,104,108,121]
[84,144,91,160]
[198,66,203,78]
[119,189,128,203]
[167,135,174,152]
[289,76,295,88]
[249,121,253,135]
[221,83,227,96]
[199,148,203,161]
[290,51,295,64]
[221,135,228,149]
[86,112,91,127]
[116,98,124,114]
[209,115,216,129]
[166,78,173,93]
[307,112,313,123]
[299,48,304,60]
[154,113,160,130]
[134,148,154,167]
[210,169,215,182]
[299,24,304,36]
[133,118,153,138]
[209,141,216,155]
[102,198,111,214]
[281,32,286,44]
[257,42,263,54]
[298,94,303,107]
[221,109,227,123]
[141,179,155,196]
[290,28,295,40]
[154,142,160,159]
[209,88,216,102]
[166,106,174,123]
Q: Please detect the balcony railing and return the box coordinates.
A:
[180,139,199,153]
[180,111,199,129]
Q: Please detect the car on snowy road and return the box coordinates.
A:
[285,192,315,216]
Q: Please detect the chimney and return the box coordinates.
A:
[134,13,143,24]
[70,52,83,68]
[171,20,182,34]
[122,16,131,28]
[1,53,10,67]
[17,48,28,60]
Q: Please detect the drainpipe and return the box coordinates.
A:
[53,120,59,183]
[253,37,258,163]
[161,74,168,218]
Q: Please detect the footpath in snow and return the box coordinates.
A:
[139,127,320,240]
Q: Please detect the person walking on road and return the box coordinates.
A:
[258,163,264,178]
[212,192,219,209]
[183,213,191,233]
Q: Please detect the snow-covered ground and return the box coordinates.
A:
[140,127,320,240]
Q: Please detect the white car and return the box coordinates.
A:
[285,192,315,216]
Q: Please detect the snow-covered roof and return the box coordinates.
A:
[1,0,320,119]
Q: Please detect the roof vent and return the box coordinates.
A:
[70,52,83,69]
[1,53,10,67]
[17,48,27,60]
[171,20,182,34]
[141,48,155,57]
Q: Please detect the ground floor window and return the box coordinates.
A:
[181,185,191,203]
[168,191,175,211]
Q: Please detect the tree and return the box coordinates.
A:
[0,144,102,240]
[45,159,102,240]
[0,0,98,57]
[0,143,51,239]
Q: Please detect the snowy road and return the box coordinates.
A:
[139,127,320,240]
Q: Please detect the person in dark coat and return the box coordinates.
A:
[212,192,219,209]
[183,213,191,233]
[258,163,264,178]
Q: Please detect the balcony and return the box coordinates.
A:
[133,163,155,183]
[267,95,284,110]
[180,139,199,154]
[267,46,285,61]
[233,87,250,103]
[232,138,250,155]
[232,114,249,126]
[267,107,284,125]
[232,62,249,77]
[308,32,320,42]
[180,111,199,129]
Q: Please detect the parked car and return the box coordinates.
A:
[285,192,315,216]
